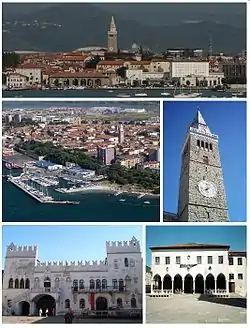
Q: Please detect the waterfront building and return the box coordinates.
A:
[150,243,246,297]
[116,155,142,169]
[97,146,115,165]
[2,237,142,316]
[170,61,210,78]
[5,72,28,89]
[164,110,228,222]
[221,60,246,83]
[15,65,42,85]
[13,114,22,124]
[48,72,109,88]
[108,16,118,53]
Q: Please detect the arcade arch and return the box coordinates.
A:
[96,297,108,310]
[195,274,204,294]
[184,274,193,294]
[173,274,182,292]
[33,294,56,316]
[217,273,226,290]
[19,301,30,316]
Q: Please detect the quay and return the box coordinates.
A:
[8,177,80,205]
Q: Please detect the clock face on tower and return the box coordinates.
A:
[198,180,217,198]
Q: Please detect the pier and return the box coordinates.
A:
[8,177,80,205]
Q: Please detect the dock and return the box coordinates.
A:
[8,177,80,205]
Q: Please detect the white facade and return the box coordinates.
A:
[171,61,210,78]
[126,70,164,84]
[6,73,28,88]
[15,68,42,85]
[150,244,246,297]
[2,237,142,316]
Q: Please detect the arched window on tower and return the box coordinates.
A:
[15,278,19,289]
[79,299,85,309]
[197,140,200,147]
[90,279,95,290]
[205,142,209,150]
[79,279,84,290]
[25,278,30,289]
[112,279,118,289]
[8,278,13,289]
[102,279,107,290]
[65,299,70,309]
[210,143,213,151]
[124,258,129,267]
[96,279,101,290]
[73,279,78,292]
[55,277,60,289]
[201,141,204,148]
[34,277,40,289]
[44,277,51,292]
[20,278,24,289]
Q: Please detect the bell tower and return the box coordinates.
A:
[178,110,228,222]
[108,16,118,53]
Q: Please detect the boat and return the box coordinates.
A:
[160,91,171,96]
[134,92,148,97]
[144,201,151,204]
[119,199,126,202]
[116,93,131,98]
[4,162,20,170]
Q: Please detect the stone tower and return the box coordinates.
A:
[118,124,124,144]
[177,110,228,222]
[108,16,118,53]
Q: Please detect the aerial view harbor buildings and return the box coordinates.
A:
[146,226,247,323]
[163,100,246,222]
[2,2,246,98]
[2,101,160,222]
[2,225,143,323]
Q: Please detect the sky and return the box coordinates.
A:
[146,225,246,266]
[163,100,246,222]
[2,225,142,267]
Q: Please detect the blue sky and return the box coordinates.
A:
[163,100,246,222]
[146,226,246,266]
[2,225,142,267]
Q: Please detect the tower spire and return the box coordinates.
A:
[190,109,212,135]
[110,16,116,32]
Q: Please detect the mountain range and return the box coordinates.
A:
[2,2,246,53]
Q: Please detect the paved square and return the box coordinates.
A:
[2,315,142,324]
[146,294,246,323]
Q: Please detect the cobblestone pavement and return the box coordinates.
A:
[3,315,142,324]
[146,294,247,324]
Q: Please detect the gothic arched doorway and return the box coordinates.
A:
[217,273,226,290]
[173,274,182,293]
[184,274,193,293]
[153,274,162,290]
[19,301,30,316]
[96,297,108,310]
[163,274,172,290]
[195,274,204,294]
[205,274,215,291]
[34,294,56,316]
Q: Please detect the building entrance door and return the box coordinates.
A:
[229,282,235,293]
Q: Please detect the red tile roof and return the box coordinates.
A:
[49,71,107,78]
[150,243,230,250]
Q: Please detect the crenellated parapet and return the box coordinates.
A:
[106,236,141,254]
[6,243,38,259]
[34,260,108,272]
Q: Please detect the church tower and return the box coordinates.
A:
[118,124,124,144]
[108,16,118,53]
[177,110,228,222]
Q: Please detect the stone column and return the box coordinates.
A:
[215,279,217,293]
[182,279,184,293]
[151,282,154,294]
[193,279,195,294]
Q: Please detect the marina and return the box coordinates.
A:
[8,176,80,205]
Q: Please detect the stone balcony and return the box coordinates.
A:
[71,286,129,293]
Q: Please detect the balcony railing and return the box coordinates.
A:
[71,286,128,293]
[31,287,59,293]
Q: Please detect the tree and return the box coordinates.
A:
[3,52,20,69]
[85,56,102,69]
[116,67,127,80]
